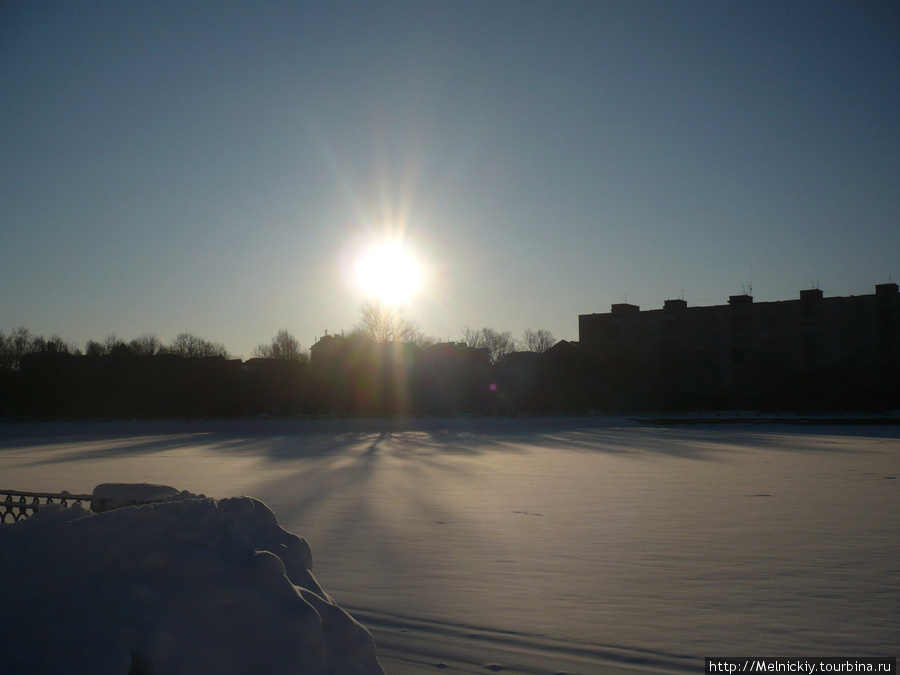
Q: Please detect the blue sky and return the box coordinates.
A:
[2,1,898,357]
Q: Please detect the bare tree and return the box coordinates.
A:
[28,333,78,355]
[0,327,36,370]
[130,333,164,356]
[253,329,309,361]
[84,340,106,357]
[47,335,79,354]
[169,333,199,357]
[84,333,127,357]
[2,328,79,368]
[355,301,421,343]
[198,339,230,358]
[28,335,49,353]
[169,333,230,358]
[462,327,518,364]
[104,333,126,353]
[522,328,556,354]
[411,332,437,349]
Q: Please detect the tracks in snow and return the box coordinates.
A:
[351,607,697,675]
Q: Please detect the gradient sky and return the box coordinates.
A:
[3,1,898,358]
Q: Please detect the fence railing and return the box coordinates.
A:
[0,489,93,524]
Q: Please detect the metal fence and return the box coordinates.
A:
[0,489,93,524]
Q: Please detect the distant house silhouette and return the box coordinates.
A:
[578,283,900,411]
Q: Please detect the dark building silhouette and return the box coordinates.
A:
[578,284,900,411]
[5,284,897,420]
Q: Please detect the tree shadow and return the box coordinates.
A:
[4,418,897,467]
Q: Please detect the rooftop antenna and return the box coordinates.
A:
[748,264,753,297]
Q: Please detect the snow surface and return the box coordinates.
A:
[1,418,898,674]
[0,485,383,675]
[90,481,183,511]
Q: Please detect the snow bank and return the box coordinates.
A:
[0,486,384,675]
[90,482,184,512]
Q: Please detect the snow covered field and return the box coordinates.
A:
[1,418,898,674]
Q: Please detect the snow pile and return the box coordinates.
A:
[90,482,185,512]
[0,485,384,675]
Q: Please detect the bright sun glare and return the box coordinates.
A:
[355,243,423,305]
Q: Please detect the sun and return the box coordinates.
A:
[355,243,423,305]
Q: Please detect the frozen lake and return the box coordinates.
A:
[2,418,898,674]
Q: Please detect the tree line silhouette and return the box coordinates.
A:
[0,308,581,420]
[8,296,892,420]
